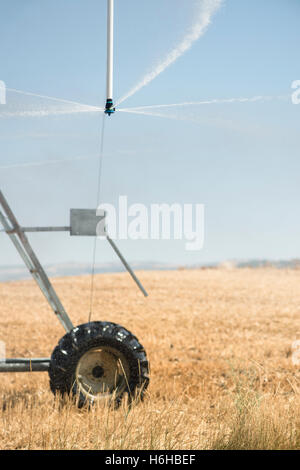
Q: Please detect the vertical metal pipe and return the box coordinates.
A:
[107,0,114,101]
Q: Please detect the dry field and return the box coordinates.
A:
[0,267,299,450]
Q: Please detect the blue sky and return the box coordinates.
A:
[0,0,299,268]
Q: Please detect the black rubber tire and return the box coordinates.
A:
[48,321,149,408]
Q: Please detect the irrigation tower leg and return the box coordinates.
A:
[0,191,73,332]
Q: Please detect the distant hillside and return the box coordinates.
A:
[0,261,178,282]
[0,259,300,282]
[216,259,300,269]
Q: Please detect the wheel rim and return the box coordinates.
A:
[75,346,130,402]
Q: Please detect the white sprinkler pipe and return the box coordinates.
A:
[105,0,114,114]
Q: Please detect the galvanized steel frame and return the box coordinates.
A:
[0,190,148,372]
[0,190,74,333]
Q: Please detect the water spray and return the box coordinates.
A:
[117,0,223,107]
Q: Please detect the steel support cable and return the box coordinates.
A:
[88,113,106,322]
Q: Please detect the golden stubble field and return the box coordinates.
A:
[0,268,299,450]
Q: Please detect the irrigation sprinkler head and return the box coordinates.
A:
[105,99,115,116]
[106,1,115,115]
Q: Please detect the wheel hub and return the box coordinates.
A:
[92,365,104,378]
[75,346,130,401]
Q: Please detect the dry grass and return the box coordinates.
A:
[0,268,299,450]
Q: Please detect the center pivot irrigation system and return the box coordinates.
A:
[0,0,150,409]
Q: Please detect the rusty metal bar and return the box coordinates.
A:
[0,358,50,373]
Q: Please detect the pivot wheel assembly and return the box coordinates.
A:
[0,191,150,409]
[49,322,149,408]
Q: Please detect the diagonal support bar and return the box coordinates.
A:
[0,191,74,332]
[107,236,148,297]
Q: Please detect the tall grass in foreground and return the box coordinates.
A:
[1,269,299,450]
[211,371,300,450]
[0,379,299,450]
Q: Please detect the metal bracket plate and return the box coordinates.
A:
[70,209,105,237]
